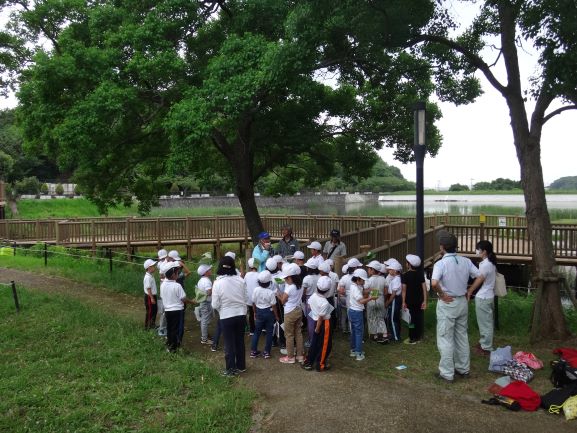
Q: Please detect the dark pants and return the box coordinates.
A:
[306,320,332,371]
[408,304,424,341]
[221,315,247,371]
[144,294,158,329]
[388,295,402,341]
[251,307,275,353]
[166,310,182,352]
[177,307,185,346]
[213,312,222,347]
[247,305,256,333]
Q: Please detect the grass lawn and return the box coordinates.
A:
[0,286,253,433]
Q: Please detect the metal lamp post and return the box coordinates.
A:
[414,102,426,262]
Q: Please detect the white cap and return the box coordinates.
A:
[387,259,403,272]
[379,263,388,273]
[144,259,157,270]
[160,261,180,274]
[347,258,362,268]
[352,269,368,280]
[168,250,181,261]
[258,270,272,284]
[273,254,284,264]
[367,260,382,271]
[265,258,277,272]
[342,264,349,274]
[197,264,212,276]
[225,251,236,260]
[324,259,334,268]
[318,262,331,274]
[304,258,318,269]
[293,251,305,260]
[307,241,322,251]
[248,258,256,269]
[157,249,168,260]
[317,275,332,292]
[279,263,301,279]
[406,254,421,268]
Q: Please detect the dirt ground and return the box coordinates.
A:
[2,267,576,433]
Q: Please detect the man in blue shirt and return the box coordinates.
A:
[252,231,272,272]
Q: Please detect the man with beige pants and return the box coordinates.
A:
[431,230,482,382]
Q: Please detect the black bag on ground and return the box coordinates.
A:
[541,381,577,411]
[550,359,577,388]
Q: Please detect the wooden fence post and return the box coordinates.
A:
[11,281,20,312]
[126,218,131,259]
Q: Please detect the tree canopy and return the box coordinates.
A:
[549,176,577,190]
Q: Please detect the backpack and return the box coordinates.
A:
[550,359,577,388]
[494,272,507,297]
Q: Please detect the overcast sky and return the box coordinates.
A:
[2,3,575,189]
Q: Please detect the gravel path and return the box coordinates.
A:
[2,266,575,433]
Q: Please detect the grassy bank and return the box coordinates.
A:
[0,287,253,433]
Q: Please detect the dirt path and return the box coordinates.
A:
[2,267,575,433]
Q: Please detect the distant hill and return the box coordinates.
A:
[549,176,577,190]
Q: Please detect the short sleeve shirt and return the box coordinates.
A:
[160,280,186,311]
[196,276,212,302]
[302,274,320,297]
[349,282,366,311]
[476,258,496,299]
[323,241,347,259]
[308,292,334,320]
[244,271,260,306]
[432,253,480,297]
[143,272,157,296]
[401,270,425,306]
[388,275,402,296]
[283,283,303,314]
[252,286,277,309]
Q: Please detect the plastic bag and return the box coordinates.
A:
[549,395,577,420]
[401,309,411,324]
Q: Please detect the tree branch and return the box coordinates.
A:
[543,105,577,125]
[407,34,507,96]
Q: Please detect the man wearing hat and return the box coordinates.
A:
[143,259,158,330]
[431,230,482,382]
[323,229,347,260]
[252,231,272,272]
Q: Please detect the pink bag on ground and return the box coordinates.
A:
[514,351,543,370]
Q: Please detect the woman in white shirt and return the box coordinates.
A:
[211,256,248,377]
[467,240,497,355]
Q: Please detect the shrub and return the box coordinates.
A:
[14,176,41,195]
[40,183,49,194]
[55,183,64,195]
[169,182,180,195]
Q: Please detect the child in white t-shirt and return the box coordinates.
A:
[143,259,158,330]
[303,276,334,371]
[196,264,213,345]
[385,259,403,342]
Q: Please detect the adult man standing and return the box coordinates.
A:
[276,225,299,258]
[323,229,346,260]
[431,230,482,382]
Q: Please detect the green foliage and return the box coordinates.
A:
[0,287,253,433]
[549,176,577,190]
[473,178,521,191]
[40,182,48,194]
[9,0,444,236]
[55,182,64,195]
[169,182,180,195]
[14,175,40,195]
[449,183,470,192]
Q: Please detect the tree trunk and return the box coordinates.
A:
[512,119,570,342]
[8,197,18,217]
[235,172,264,245]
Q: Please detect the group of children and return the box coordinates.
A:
[142,243,428,371]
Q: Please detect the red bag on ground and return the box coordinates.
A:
[514,351,543,370]
[498,381,541,411]
[553,348,577,368]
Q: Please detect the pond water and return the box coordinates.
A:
[298,194,577,219]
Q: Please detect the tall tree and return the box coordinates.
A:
[5,0,450,239]
[409,0,576,341]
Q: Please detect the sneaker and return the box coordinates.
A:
[210,345,218,352]
[263,352,271,359]
[454,370,471,379]
[304,341,311,348]
[201,338,213,345]
[296,355,305,363]
[279,356,295,364]
[434,372,454,383]
[350,350,358,357]
[222,369,237,377]
[403,338,417,345]
[280,348,288,355]
[302,363,313,371]
[377,338,389,344]
[233,368,247,374]
[250,350,261,358]
[249,332,254,336]
[158,330,167,337]
[355,353,365,361]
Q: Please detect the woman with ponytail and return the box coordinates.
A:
[467,240,497,356]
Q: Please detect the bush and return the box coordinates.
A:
[14,176,41,195]
[169,182,180,195]
[40,183,49,194]
[55,183,64,195]
[449,183,470,192]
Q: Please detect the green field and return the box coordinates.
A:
[0,287,253,433]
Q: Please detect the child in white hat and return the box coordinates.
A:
[143,259,158,330]
[303,276,334,371]
[250,271,279,359]
[243,257,259,336]
[196,264,213,345]
[348,269,377,361]
[385,259,403,342]
[366,261,388,343]
[156,249,168,337]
